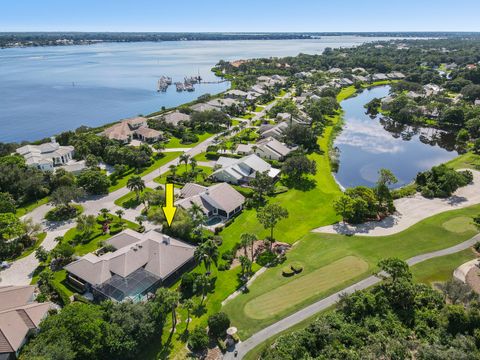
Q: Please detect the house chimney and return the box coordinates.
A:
[50,136,56,144]
[163,235,170,245]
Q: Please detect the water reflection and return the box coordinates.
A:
[334,86,458,188]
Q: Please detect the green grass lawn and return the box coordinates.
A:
[114,188,153,209]
[244,256,368,320]
[108,152,182,192]
[164,132,213,149]
[254,106,264,112]
[411,248,478,285]
[153,165,213,184]
[446,152,480,170]
[16,197,50,217]
[223,204,480,339]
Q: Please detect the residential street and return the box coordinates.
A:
[0,134,217,286]
[223,233,480,359]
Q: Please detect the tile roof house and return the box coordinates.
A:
[206,98,242,110]
[16,138,76,172]
[258,122,289,140]
[189,102,219,112]
[101,117,163,144]
[371,73,389,81]
[0,286,52,360]
[224,89,248,99]
[211,154,280,184]
[160,111,191,126]
[235,137,295,161]
[64,229,195,302]
[177,183,245,222]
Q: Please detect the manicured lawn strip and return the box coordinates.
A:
[243,256,368,320]
[62,216,140,256]
[108,152,182,192]
[446,152,480,170]
[153,165,213,184]
[411,248,478,285]
[223,203,480,338]
[8,232,47,261]
[16,197,50,217]
[114,188,153,209]
[254,106,264,112]
[164,132,213,149]
[192,152,211,162]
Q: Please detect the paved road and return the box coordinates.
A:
[224,233,480,359]
[0,134,218,286]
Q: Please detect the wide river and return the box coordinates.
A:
[0,36,395,142]
[334,86,458,188]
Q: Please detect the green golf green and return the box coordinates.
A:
[244,256,369,320]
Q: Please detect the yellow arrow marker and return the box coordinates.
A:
[162,183,177,227]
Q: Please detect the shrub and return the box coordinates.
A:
[291,262,303,273]
[188,326,209,352]
[45,205,81,221]
[207,312,230,338]
[49,281,71,306]
[474,241,480,253]
[256,251,277,267]
[282,266,295,277]
[217,338,227,353]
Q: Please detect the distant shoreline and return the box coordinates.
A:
[0,31,460,49]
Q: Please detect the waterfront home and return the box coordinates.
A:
[211,154,280,184]
[64,229,195,302]
[206,98,242,110]
[160,111,191,126]
[235,137,295,161]
[16,138,75,172]
[101,117,163,144]
[0,285,52,359]
[371,73,389,81]
[177,182,245,224]
[353,75,369,82]
[189,102,219,112]
[224,89,248,99]
[387,71,406,79]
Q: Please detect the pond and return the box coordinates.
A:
[333,86,458,189]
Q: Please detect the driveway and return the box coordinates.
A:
[0,134,217,286]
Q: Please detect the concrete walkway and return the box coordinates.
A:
[223,233,480,359]
[314,170,480,237]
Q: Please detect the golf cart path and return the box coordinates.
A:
[313,169,480,237]
[224,233,480,359]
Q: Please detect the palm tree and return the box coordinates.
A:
[194,239,218,273]
[241,233,257,260]
[115,209,125,223]
[169,164,178,179]
[189,158,198,174]
[193,274,210,306]
[239,256,252,277]
[76,214,96,241]
[182,298,195,333]
[99,208,110,222]
[179,153,190,172]
[127,176,145,202]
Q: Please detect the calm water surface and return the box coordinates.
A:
[0,36,395,142]
[334,86,458,188]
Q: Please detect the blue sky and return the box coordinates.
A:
[2,0,480,32]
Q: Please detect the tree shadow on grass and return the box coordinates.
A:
[282,177,317,191]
